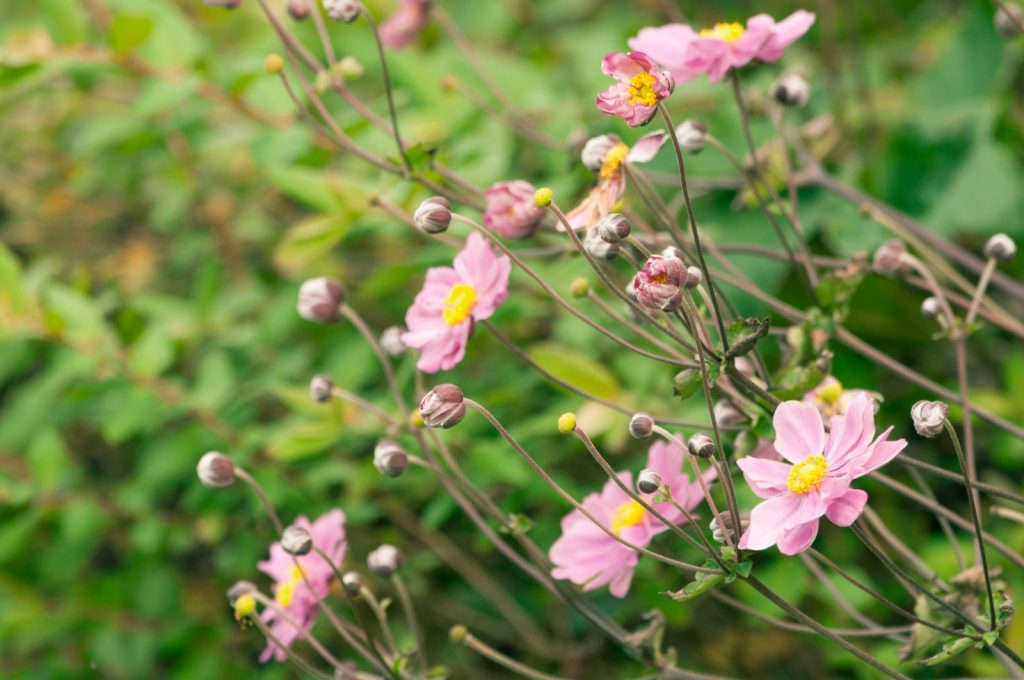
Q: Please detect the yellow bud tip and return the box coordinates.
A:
[409,411,425,429]
[449,624,468,643]
[570,278,589,298]
[234,594,256,621]
[533,187,554,208]
[557,412,577,434]
[264,54,284,75]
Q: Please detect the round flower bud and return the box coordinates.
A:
[674,120,707,155]
[342,570,363,595]
[629,413,654,439]
[684,266,703,289]
[687,433,715,459]
[233,593,257,621]
[920,297,942,320]
[281,525,313,556]
[227,580,257,607]
[419,384,466,428]
[581,134,619,173]
[636,468,662,495]
[773,73,811,108]
[557,412,577,434]
[297,277,345,323]
[533,187,554,208]
[995,2,1024,36]
[309,374,335,403]
[596,213,631,244]
[584,229,619,260]
[323,0,362,23]
[368,544,402,576]
[380,325,407,356]
[287,0,310,19]
[710,511,750,545]
[983,233,1016,262]
[911,400,949,439]
[197,451,235,488]
[570,278,590,298]
[713,400,744,427]
[872,239,910,277]
[337,56,364,80]
[374,439,409,478]
[264,54,284,75]
[414,196,452,235]
[449,624,468,644]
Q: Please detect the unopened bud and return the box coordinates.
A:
[336,56,364,80]
[287,0,310,19]
[234,593,256,621]
[713,400,744,427]
[675,120,707,155]
[597,213,631,243]
[342,571,363,595]
[264,54,284,75]
[570,278,590,298]
[204,0,243,8]
[227,580,257,607]
[995,2,1024,36]
[557,412,577,434]
[380,326,407,356]
[687,433,714,459]
[281,526,313,556]
[368,544,402,576]
[533,187,554,208]
[414,196,451,234]
[710,511,750,544]
[323,0,362,23]
[374,439,409,478]
[629,413,654,439]
[450,624,468,644]
[637,468,662,495]
[911,400,948,438]
[773,73,811,108]
[983,233,1016,262]
[872,240,910,277]
[419,384,466,428]
[584,229,619,259]
[309,374,335,402]
[920,297,942,320]
[297,277,346,323]
[581,134,619,173]
[197,451,235,488]
[684,266,702,288]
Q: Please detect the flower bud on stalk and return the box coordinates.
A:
[380,326,407,356]
[419,384,466,428]
[197,451,235,488]
[281,526,313,556]
[323,0,362,23]
[584,228,619,260]
[581,134,619,173]
[297,277,346,323]
[287,0,310,19]
[674,120,707,154]
[342,571,363,596]
[309,374,335,403]
[629,413,654,439]
[636,468,662,494]
[557,412,577,434]
[368,544,402,576]
[414,197,451,234]
[687,433,714,459]
[710,511,750,545]
[570,278,590,298]
[203,0,242,8]
[633,254,686,311]
[995,2,1024,36]
[264,54,284,75]
[872,239,911,277]
[374,440,409,478]
[713,400,744,427]
[773,73,811,108]
[596,213,631,243]
[227,580,257,607]
[920,297,942,320]
[911,400,948,438]
[684,266,702,289]
[983,233,1016,262]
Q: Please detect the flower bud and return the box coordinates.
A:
[596,213,631,243]
[995,2,1024,36]
[323,0,362,23]
[674,120,707,155]
[633,254,686,311]
[368,544,402,576]
[710,511,750,545]
[570,278,590,298]
[197,451,235,488]
[983,233,1016,262]
[374,439,409,478]
[297,277,345,323]
[204,0,242,8]
[920,297,942,320]
[581,134,619,173]
[419,384,466,428]
[687,432,714,459]
[584,228,619,259]
[636,468,662,495]
[287,0,310,19]
[449,624,468,644]
[533,187,554,208]
[227,580,257,607]
[342,571,363,595]
[713,400,744,427]
[557,412,577,434]
[629,413,654,439]
[379,325,407,356]
[684,266,702,288]
[414,196,451,234]
[336,56,364,80]
[264,54,284,75]
[773,73,811,108]
[309,374,335,403]
[911,400,948,438]
[872,239,910,277]
[234,594,256,621]
[281,525,313,556]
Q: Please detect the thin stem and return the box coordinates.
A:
[458,628,570,680]
[235,468,284,535]
[391,573,428,670]
[903,464,966,570]
[340,305,409,417]
[362,8,412,173]
[251,592,351,673]
[251,616,339,680]
[965,257,998,326]
[360,587,399,657]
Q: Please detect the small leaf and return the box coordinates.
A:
[665,560,726,602]
[725,317,769,358]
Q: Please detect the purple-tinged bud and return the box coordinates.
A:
[674,120,707,155]
[484,181,545,239]
[368,544,402,576]
[920,297,942,320]
[872,239,910,277]
[911,400,948,438]
[419,384,466,428]
[309,374,335,403]
[710,511,750,545]
[342,571,363,595]
[995,2,1024,36]
[287,0,310,19]
[687,433,714,459]
[323,0,362,23]
[713,400,744,427]
[584,229,619,260]
[636,468,662,495]
[597,213,631,244]
[983,233,1016,262]
[297,277,345,323]
[773,73,811,108]
[380,326,407,356]
[227,580,257,607]
[633,254,686,312]
[661,246,685,261]
[197,451,235,488]
[684,266,702,289]
[281,526,313,556]
[414,196,451,234]
[204,0,242,8]
[629,413,654,439]
[581,134,619,173]
[374,440,409,478]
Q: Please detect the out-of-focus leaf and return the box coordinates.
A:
[527,343,621,400]
[273,215,350,274]
[267,420,342,461]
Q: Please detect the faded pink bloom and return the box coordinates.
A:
[258,509,347,662]
[379,0,431,49]
[633,253,687,311]
[484,181,545,239]
[803,376,881,419]
[550,439,710,597]
[737,395,906,555]
[596,52,674,127]
[629,11,815,84]
[401,233,510,373]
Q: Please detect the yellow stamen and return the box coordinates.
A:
[627,72,659,107]
[817,381,843,405]
[786,455,828,495]
[275,566,305,607]
[611,499,647,535]
[443,283,477,326]
[699,22,746,42]
[599,142,629,180]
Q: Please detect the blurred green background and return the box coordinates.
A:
[1,0,1023,678]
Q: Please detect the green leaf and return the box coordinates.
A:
[665,560,725,602]
[266,165,344,213]
[267,420,342,461]
[527,343,621,400]
[673,365,719,400]
[725,317,770,358]
[273,215,350,274]
[110,15,153,54]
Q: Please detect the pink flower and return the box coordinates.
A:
[401,232,510,373]
[549,439,709,597]
[484,181,545,239]
[628,11,816,84]
[596,52,674,127]
[258,509,347,662]
[737,395,905,555]
[633,253,687,311]
[803,376,881,419]
[379,0,431,49]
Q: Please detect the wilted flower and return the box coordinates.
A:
[197,451,235,488]
[483,181,545,239]
[373,439,409,477]
[323,0,362,23]
[401,233,510,372]
[418,384,466,428]
[379,0,431,48]
[414,196,451,234]
[596,52,674,127]
[297,277,346,323]
[983,233,1016,262]
[803,376,880,418]
[773,73,810,107]
[910,400,948,438]
[633,254,686,311]
[368,544,402,576]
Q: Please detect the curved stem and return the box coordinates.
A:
[458,628,570,680]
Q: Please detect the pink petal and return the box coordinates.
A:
[627,24,698,82]
[736,456,792,499]
[777,519,819,555]
[741,492,801,550]
[825,489,868,527]
[856,429,907,476]
[626,131,668,164]
[773,401,825,463]
[824,394,875,470]
[772,10,816,47]
[601,52,646,81]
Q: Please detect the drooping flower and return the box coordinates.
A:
[628,11,815,84]
[632,253,687,311]
[484,181,545,239]
[258,509,347,662]
[401,233,510,372]
[379,0,431,49]
[737,395,906,555]
[596,52,674,127]
[802,376,880,419]
[550,439,709,597]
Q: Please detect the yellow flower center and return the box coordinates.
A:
[599,142,630,180]
[443,283,477,326]
[611,499,647,535]
[817,381,843,405]
[786,455,828,495]
[699,22,746,42]
[628,72,659,107]
[275,566,305,608]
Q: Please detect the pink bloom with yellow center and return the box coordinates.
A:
[628,11,815,84]
[401,232,510,373]
[379,0,431,49]
[257,509,347,662]
[484,180,545,239]
[802,376,881,419]
[549,439,710,597]
[737,395,905,555]
[596,52,675,127]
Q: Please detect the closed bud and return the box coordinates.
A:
[597,213,631,243]
[309,374,335,403]
[419,384,466,428]
[414,196,452,234]
[570,278,590,298]
[713,400,744,427]
[197,451,235,488]
[380,326,407,356]
[227,580,257,607]
[533,187,554,208]
[368,544,402,576]
[584,228,619,259]
[920,297,942,320]
[297,277,345,323]
[264,54,284,75]
[281,525,313,556]
[336,56,364,80]
[911,400,948,438]
[449,624,468,644]
[374,439,409,478]
[287,0,310,19]
[557,412,577,434]
[773,73,811,108]
[323,0,362,23]
[674,120,707,155]
[687,432,714,459]
[872,239,910,277]
[233,594,257,621]
[983,233,1016,262]
[710,511,750,545]
[342,571,363,595]
[629,413,654,439]
[995,2,1024,36]
[581,134,619,173]
[637,468,662,494]
[204,0,243,8]
[684,266,702,288]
